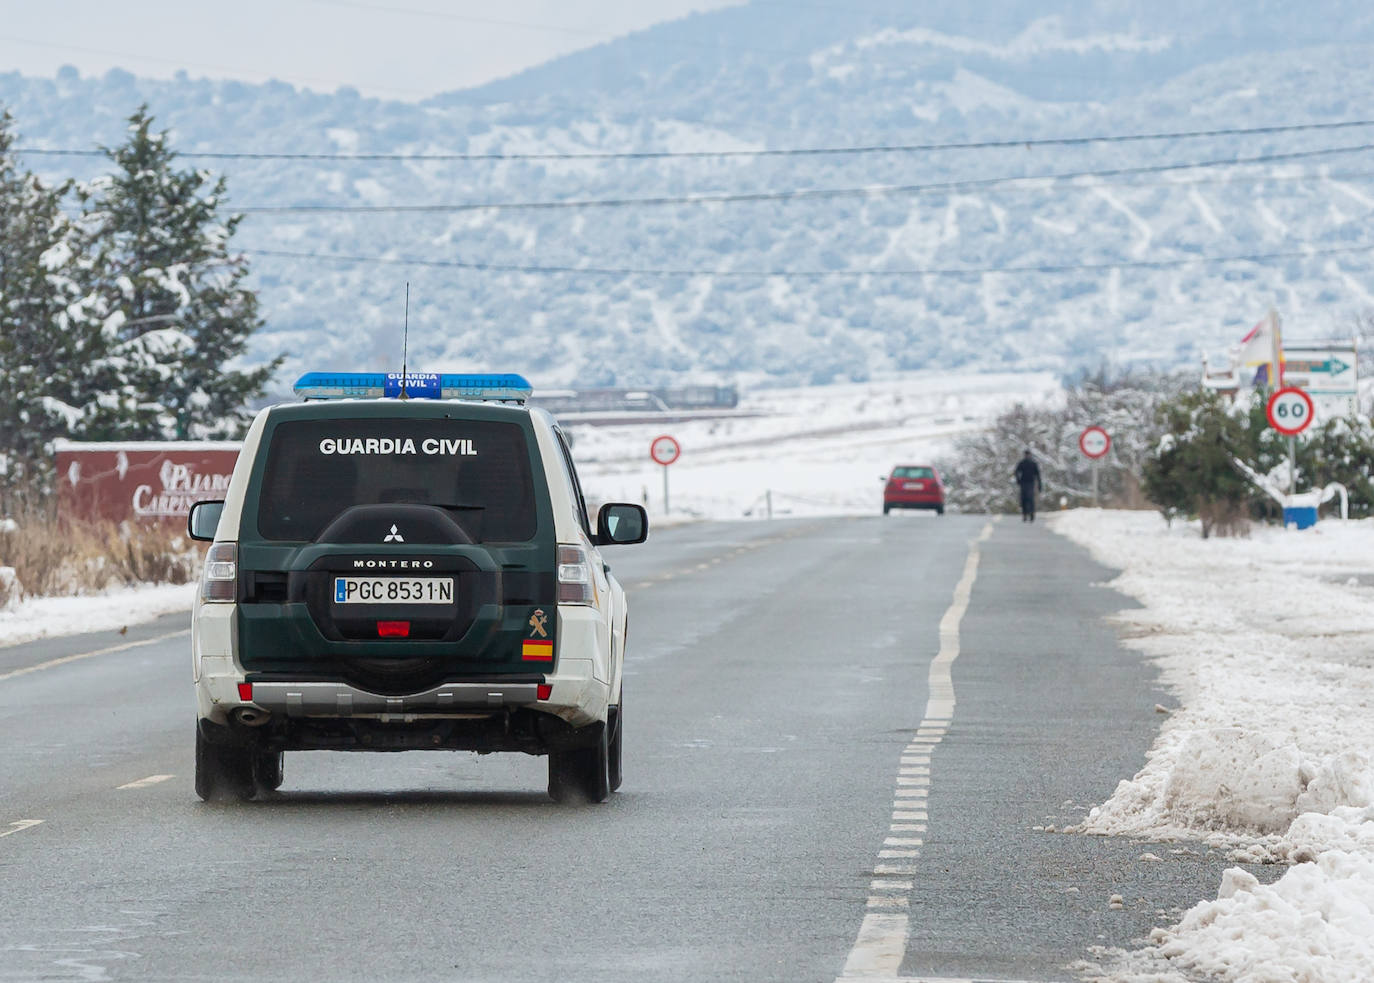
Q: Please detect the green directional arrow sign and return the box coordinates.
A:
[1285,357,1352,375]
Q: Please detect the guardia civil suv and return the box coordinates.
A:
[188,371,647,804]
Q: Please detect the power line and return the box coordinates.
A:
[17,118,1374,163]
[231,142,1374,214]
[240,241,1374,278]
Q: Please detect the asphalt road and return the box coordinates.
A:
[0,516,1256,982]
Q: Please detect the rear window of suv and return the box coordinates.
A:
[255,418,537,543]
[892,467,935,479]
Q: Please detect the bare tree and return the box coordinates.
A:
[939,368,1189,514]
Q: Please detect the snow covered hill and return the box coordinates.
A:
[4,1,1374,394]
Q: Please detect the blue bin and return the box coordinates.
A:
[1283,506,1317,530]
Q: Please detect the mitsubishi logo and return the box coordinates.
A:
[383,525,405,543]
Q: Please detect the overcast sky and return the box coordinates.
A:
[0,0,747,100]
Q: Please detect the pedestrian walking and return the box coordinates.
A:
[1014,449,1042,522]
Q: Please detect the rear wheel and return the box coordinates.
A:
[195,727,255,802]
[548,722,610,804]
[882,504,891,515]
[608,704,623,793]
[936,505,945,515]
[255,750,285,792]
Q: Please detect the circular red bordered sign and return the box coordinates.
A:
[1266,387,1315,436]
[1079,426,1111,460]
[649,434,681,466]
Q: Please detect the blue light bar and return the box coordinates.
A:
[293,371,533,403]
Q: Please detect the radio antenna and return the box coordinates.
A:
[400,282,410,400]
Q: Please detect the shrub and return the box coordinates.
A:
[0,510,201,599]
[1142,389,1253,538]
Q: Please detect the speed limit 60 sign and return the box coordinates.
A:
[1266,387,1315,436]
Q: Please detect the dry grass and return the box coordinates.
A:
[1198,499,1251,539]
[0,510,202,605]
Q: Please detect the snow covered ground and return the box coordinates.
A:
[0,583,193,648]
[572,370,1061,519]
[1051,510,1374,983]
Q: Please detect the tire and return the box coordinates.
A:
[882,504,891,515]
[548,721,610,804]
[936,506,945,515]
[608,704,623,793]
[255,750,285,792]
[195,726,256,802]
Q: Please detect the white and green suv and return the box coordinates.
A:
[188,372,646,804]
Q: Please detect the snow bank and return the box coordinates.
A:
[1149,853,1374,981]
[1051,509,1374,981]
[0,583,194,648]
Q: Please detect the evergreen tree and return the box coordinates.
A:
[0,109,116,509]
[80,105,280,440]
[1141,388,1254,538]
[1299,416,1374,518]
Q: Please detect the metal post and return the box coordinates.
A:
[1288,436,1297,494]
[1092,462,1099,508]
[662,465,670,514]
[766,490,773,520]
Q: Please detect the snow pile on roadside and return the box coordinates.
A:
[1051,509,1374,982]
[0,583,194,647]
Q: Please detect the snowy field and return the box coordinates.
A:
[572,370,1060,519]
[1051,510,1374,983]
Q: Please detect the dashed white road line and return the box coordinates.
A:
[117,774,175,790]
[837,519,999,983]
[0,819,44,838]
[0,629,190,683]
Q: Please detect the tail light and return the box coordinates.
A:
[200,542,237,602]
[557,544,594,605]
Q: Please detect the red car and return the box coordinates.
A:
[882,465,945,515]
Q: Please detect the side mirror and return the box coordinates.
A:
[188,500,225,542]
[594,503,648,545]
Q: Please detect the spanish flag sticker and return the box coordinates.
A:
[522,639,553,662]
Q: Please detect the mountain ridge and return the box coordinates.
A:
[3,2,1373,394]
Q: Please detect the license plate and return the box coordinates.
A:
[904,481,925,490]
[333,577,455,605]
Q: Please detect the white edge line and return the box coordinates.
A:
[0,629,190,683]
[0,819,45,838]
[840,913,908,978]
[839,519,993,981]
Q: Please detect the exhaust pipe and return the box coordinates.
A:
[232,706,272,727]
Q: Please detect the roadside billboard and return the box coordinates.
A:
[55,440,240,525]
[1282,345,1359,421]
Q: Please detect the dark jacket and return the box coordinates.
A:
[1014,457,1042,492]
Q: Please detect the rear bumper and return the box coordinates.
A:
[194,602,607,732]
[884,497,944,508]
[249,680,541,715]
